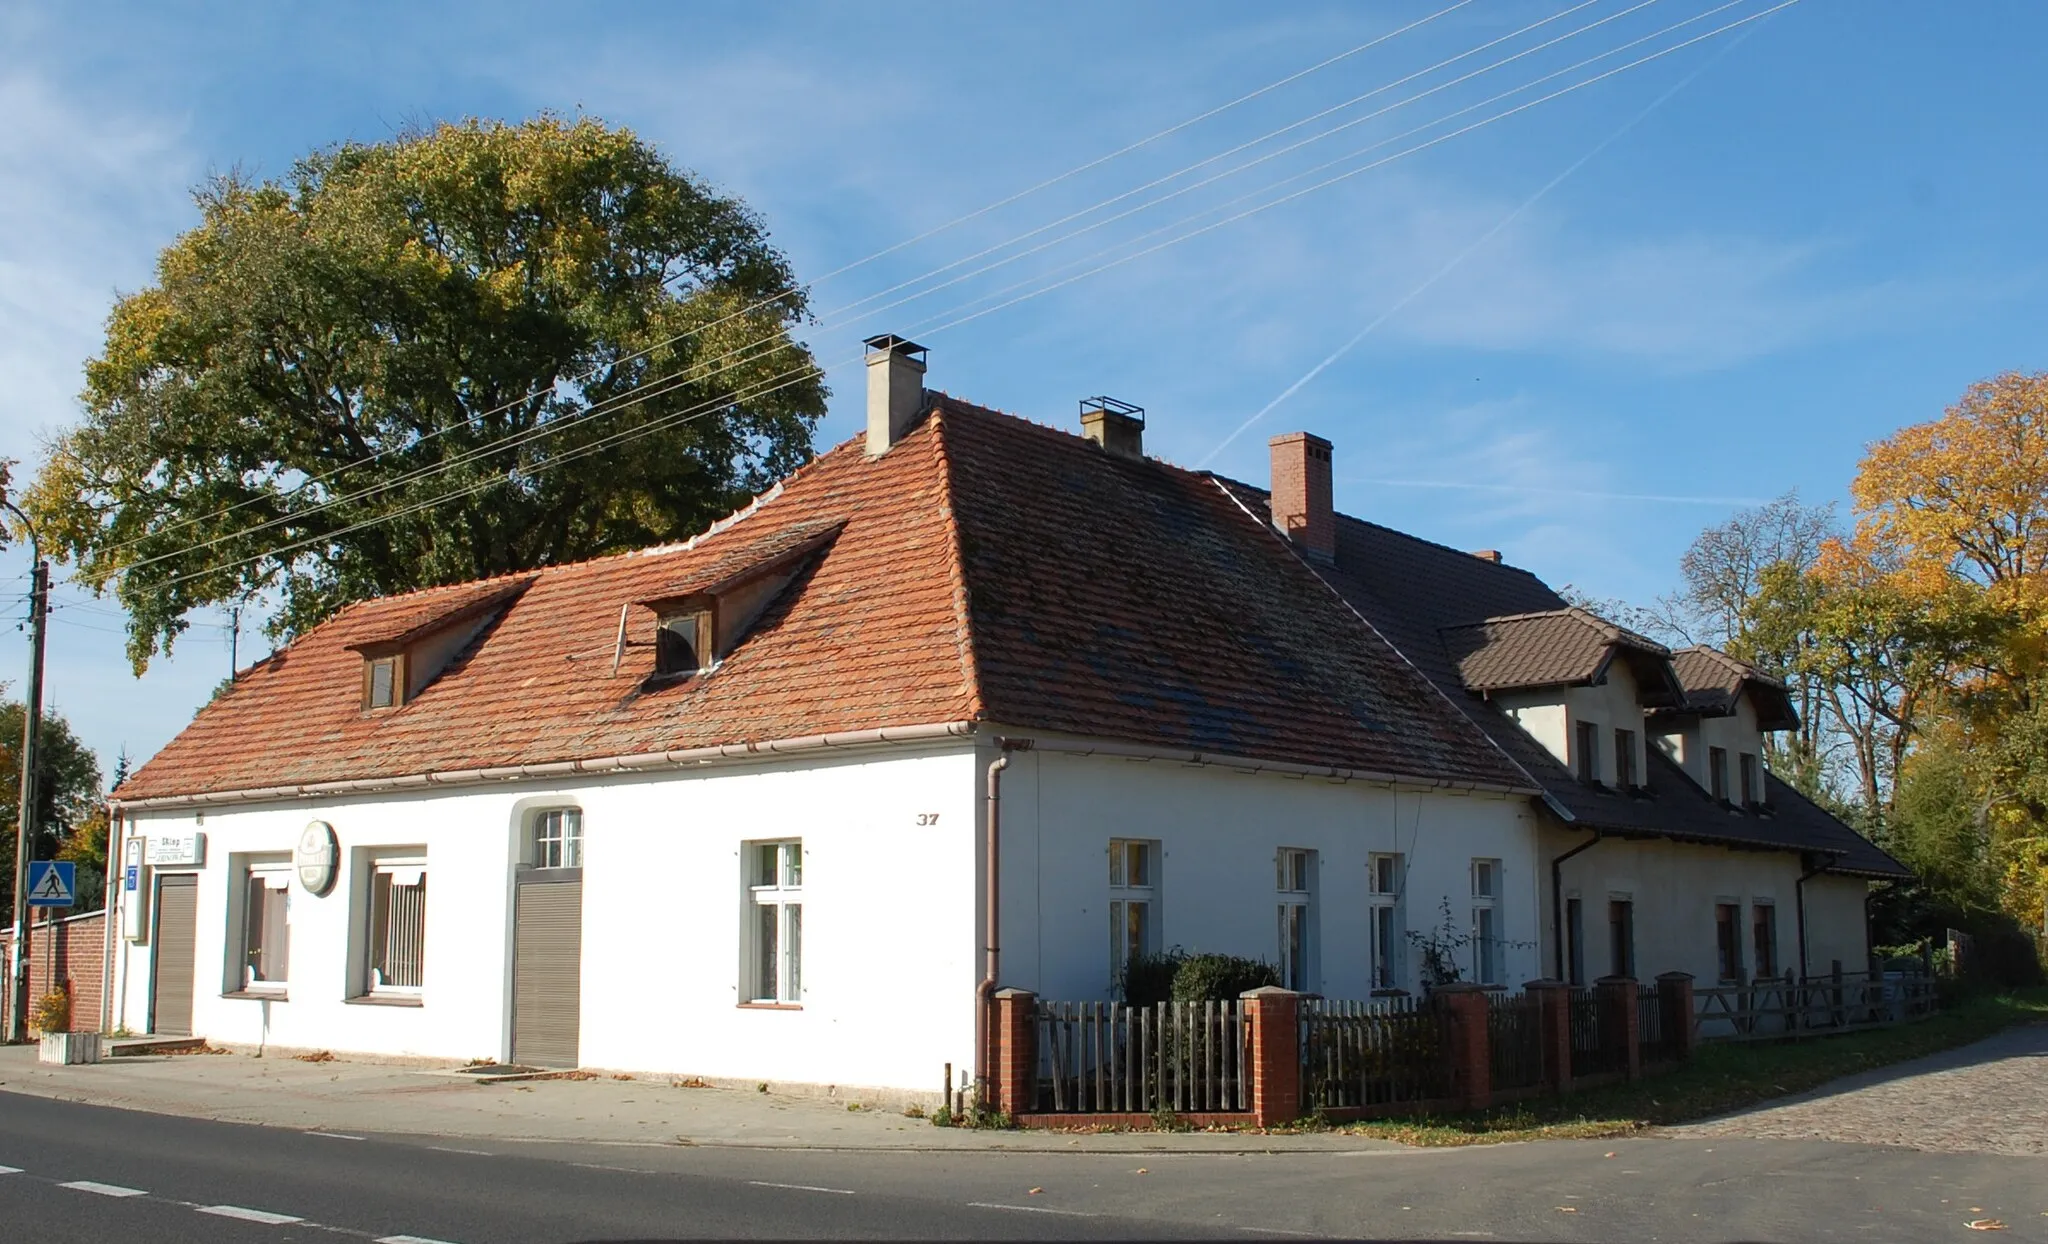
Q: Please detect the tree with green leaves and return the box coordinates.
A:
[27,115,826,672]
[0,702,104,914]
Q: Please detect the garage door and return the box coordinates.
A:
[510,872,582,1067]
[151,873,198,1037]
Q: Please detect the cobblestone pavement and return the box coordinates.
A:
[1667,1021,2048,1156]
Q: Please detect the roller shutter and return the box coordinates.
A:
[510,872,583,1067]
[151,874,198,1037]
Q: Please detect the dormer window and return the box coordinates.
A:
[1575,721,1600,783]
[366,655,403,710]
[657,611,709,676]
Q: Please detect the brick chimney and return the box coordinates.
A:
[865,334,928,455]
[1269,432,1334,563]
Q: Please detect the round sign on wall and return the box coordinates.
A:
[296,820,338,896]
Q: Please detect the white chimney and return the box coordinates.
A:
[864,334,928,455]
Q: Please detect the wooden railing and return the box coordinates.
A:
[1033,1000,1249,1113]
[1300,995,1451,1109]
[1487,991,1544,1092]
[1693,971,1936,1042]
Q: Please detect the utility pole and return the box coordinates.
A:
[5,505,46,1045]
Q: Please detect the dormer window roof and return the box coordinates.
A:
[623,519,845,683]
[346,577,534,711]
[1439,607,1684,706]
[1661,646,1799,731]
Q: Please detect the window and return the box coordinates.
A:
[1367,853,1404,991]
[1471,858,1502,985]
[1715,902,1744,981]
[1608,898,1635,979]
[367,862,427,994]
[1109,839,1158,988]
[745,841,803,1004]
[533,808,583,870]
[241,868,290,993]
[1575,721,1600,783]
[1614,728,1637,789]
[368,656,399,709]
[1709,747,1730,802]
[1566,896,1586,986]
[1752,902,1778,978]
[1739,753,1759,807]
[657,611,708,675]
[1276,848,1315,992]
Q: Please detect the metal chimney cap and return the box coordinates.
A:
[1079,395,1144,428]
[863,334,928,363]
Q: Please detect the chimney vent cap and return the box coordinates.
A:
[864,334,928,364]
[1079,395,1144,428]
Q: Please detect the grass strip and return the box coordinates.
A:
[1322,987,2048,1147]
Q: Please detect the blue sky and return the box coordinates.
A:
[2,0,2045,781]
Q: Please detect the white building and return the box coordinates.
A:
[106,337,1905,1098]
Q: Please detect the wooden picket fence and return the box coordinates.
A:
[1300,995,1451,1109]
[1033,999,1250,1113]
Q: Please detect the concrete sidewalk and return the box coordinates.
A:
[0,1044,1402,1154]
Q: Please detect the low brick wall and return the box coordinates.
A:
[0,909,107,1034]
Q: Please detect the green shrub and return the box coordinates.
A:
[1118,947,1280,1005]
[1171,953,1280,1002]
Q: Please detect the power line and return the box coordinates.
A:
[130,3,1791,602]
[89,0,1478,564]
[89,1,1686,584]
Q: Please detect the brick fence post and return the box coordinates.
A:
[1597,976,1640,1080]
[1523,979,1573,1093]
[992,988,1036,1117]
[1241,986,1301,1127]
[1432,984,1492,1109]
[1656,972,1695,1063]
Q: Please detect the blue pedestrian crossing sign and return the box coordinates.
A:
[27,860,75,908]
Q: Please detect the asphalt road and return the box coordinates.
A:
[3,1090,2045,1242]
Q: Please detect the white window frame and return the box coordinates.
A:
[366,857,427,997]
[1108,838,1159,989]
[532,808,584,870]
[744,840,803,1005]
[1470,858,1503,986]
[240,865,291,994]
[1276,848,1315,993]
[1367,852,1405,991]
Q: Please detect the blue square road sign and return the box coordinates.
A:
[26,860,76,908]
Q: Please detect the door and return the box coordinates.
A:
[150,873,198,1036]
[510,871,582,1067]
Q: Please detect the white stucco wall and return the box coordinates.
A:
[990,748,1546,999]
[114,745,982,1094]
[1656,696,1765,799]
[1536,823,1871,984]
[1497,664,1650,789]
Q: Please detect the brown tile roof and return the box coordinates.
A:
[1440,607,1672,694]
[119,398,1530,802]
[1667,645,1799,730]
[1209,480,1906,879]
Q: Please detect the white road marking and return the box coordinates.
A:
[377,1236,465,1244]
[0,1166,21,1175]
[200,1205,304,1224]
[425,1145,492,1156]
[308,1131,367,1141]
[748,1180,855,1195]
[967,1201,1101,1217]
[1240,1229,1318,1237]
[60,1180,148,1197]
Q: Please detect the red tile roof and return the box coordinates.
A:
[1440,607,1676,697]
[118,398,1530,802]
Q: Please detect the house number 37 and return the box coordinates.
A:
[916,813,941,826]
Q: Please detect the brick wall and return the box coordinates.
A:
[0,909,107,1033]
[1268,433,1335,561]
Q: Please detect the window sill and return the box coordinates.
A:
[223,990,288,1002]
[345,994,424,1008]
[736,1001,802,1011]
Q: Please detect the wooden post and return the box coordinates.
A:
[1656,972,1695,1062]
